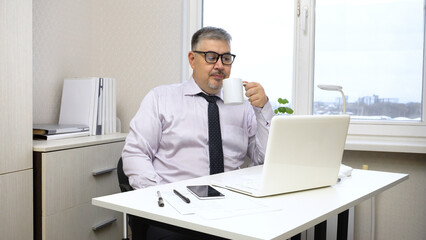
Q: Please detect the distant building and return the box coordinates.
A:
[357,95,398,105]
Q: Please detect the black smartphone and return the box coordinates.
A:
[186,185,225,200]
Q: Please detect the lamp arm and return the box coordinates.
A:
[338,90,346,114]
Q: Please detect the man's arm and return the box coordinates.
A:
[244,82,274,165]
[122,90,164,189]
[247,102,274,165]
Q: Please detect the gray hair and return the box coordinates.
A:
[191,26,232,51]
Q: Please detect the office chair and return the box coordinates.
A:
[117,157,133,192]
[117,157,150,240]
[117,157,132,240]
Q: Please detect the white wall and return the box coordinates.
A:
[343,151,426,240]
[33,0,183,133]
[94,0,184,132]
[33,0,97,124]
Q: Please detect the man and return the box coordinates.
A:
[122,26,274,239]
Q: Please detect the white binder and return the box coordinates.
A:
[59,77,116,135]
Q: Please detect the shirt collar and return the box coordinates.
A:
[183,76,224,100]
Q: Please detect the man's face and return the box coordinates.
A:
[188,39,232,95]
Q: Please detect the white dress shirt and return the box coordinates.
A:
[122,76,274,189]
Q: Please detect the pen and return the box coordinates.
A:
[173,189,190,203]
[157,191,164,207]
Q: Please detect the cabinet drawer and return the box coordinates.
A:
[43,202,122,240]
[42,141,124,216]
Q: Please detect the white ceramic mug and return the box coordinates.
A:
[222,78,245,105]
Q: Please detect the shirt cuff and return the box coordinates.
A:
[253,101,274,127]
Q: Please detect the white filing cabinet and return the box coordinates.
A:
[0,0,32,239]
[33,133,127,240]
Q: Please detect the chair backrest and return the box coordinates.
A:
[117,157,133,192]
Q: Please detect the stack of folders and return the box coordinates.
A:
[33,124,90,140]
[58,77,117,136]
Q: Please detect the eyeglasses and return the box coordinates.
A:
[193,51,236,65]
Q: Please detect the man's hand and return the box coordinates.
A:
[244,81,268,108]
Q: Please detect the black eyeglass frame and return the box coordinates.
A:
[193,51,236,65]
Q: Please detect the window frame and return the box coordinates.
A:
[184,0,426,153]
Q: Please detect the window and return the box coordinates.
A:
[314,0,423,122]
[203,0,295,110]
[189,0,426,152]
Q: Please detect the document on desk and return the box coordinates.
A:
[163,189,280,220]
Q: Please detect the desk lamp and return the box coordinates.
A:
[317,84,363,238]
[317,84,346,114]
[317,85,377,239]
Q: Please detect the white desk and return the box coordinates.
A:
[92,166,408,240]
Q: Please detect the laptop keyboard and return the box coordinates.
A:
[228,175,263,191]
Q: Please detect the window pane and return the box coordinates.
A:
[203,0,295,110]
[314,0,424,121]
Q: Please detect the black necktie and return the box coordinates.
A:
[197,93,224,174]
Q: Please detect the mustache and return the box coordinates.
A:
[209,70,226,78]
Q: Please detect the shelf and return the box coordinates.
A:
[33,133,128,152]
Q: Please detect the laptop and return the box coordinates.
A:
[220,114,350,197]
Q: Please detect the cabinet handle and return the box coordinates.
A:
[92,217,117,231]
[92,167,116,176]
